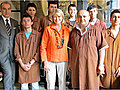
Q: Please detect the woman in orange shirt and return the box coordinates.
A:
[40,9,70,90]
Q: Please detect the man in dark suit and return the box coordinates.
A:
[0,2,18,90]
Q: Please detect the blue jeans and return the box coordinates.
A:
[21,82,39,90]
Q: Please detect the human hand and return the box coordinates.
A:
[26,62,32,69]
[18,58,31,71]
[21,63,31,72]
[115,67,120,77]
[68,64,71,72]
[97,64,105,77]
[44,61,50,73]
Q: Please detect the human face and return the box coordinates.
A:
[48,4,57,14]
[88,8,98,20]
[22,17,33,30]
[26,7,36,18]
[1,3,11,18]
[77,10,90,27]
[68,6,77,17]
[53,14,63,25]
[110,13,120,26]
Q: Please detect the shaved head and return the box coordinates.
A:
[77,10,89,16]
[77,10,90,27]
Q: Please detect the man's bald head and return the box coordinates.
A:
[77,10,90,27]
[77,10,89,16]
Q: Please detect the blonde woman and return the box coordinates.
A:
[40,9,71,90]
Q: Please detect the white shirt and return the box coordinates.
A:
[111,29,119,38]
[2,15,11,26]
[89,19,97,25]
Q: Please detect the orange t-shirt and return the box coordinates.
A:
[40,23,71,62]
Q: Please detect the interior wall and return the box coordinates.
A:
[0,1,21,24]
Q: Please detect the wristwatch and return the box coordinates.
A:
[29,62,32,66]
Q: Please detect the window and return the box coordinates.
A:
[87,0,120,27]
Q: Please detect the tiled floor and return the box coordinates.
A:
[0,82,45,90]
[0,81,73,90]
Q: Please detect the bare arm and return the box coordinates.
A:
[98,49,105,77]
[18,58,31,72]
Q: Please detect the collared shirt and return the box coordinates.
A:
[69,23,108,89]
[2,15,11,26]
[76,23,108,50]
[14,30,40,84]
[100,27,120,88]
[76,24,90,36]
[40,23,71,62]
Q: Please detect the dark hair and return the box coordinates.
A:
[110,9,120,18]
[68,4,77,12]
[21,13,33,22]
[87,4,97,11]
[48,1,58,8]
[26,3,37,10]
[1,1,11,9]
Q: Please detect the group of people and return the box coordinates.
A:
[0,1,120,90]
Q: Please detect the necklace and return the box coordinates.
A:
[53,29,64,49]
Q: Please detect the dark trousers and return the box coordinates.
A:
[0,58,15,90]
